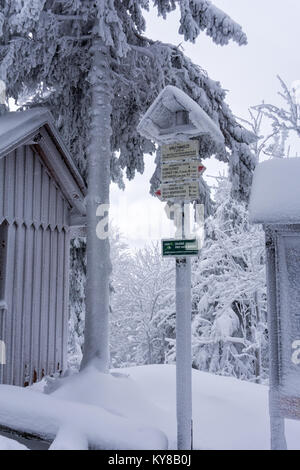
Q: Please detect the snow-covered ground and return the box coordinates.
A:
[0,364,299,450]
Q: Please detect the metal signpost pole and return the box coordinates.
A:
[176,203,192,450]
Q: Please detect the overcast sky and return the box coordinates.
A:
[111,0,300,248]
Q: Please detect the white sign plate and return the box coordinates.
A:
[158,181,200,201]
[161,161,205,182]
[162,141,199,162]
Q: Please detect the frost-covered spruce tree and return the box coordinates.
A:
[0,0,255,371]
[191,178,268,382]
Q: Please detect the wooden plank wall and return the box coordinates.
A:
[0,220,8,383]
[0,145,70,386]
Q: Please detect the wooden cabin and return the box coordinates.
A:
[0,108,86,386]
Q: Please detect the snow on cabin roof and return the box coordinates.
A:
[0,107,50,151]
[137,85,224,145]
[249,157,300,225]
[0,108,86,216]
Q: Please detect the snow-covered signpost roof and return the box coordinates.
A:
[250,157,300,450]
[138,85,224,146]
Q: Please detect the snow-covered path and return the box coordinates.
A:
[0,364,299,450]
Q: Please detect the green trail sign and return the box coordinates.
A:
[162,239,199,257]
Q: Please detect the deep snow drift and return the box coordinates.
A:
[0,364,299,450]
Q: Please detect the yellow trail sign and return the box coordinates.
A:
[161,161,206,182]
[161,141,199,162]
[157,181,200,201]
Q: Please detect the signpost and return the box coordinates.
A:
[160,138,203,451]
[137,86,224,451]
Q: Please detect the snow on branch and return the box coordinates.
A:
[154,0,247,46]
[255,76,300,140]
[0,0,254,201]
[179,0,248,46]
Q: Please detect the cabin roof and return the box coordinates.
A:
[0,108,86,217]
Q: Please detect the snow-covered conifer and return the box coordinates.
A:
[110,243,175,367]
[191,178,267,382]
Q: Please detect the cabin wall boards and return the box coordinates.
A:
[0,109,86,386]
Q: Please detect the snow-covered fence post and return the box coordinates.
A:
[138,86,224,451]
[249,158,300,450]
[265,228,287,450]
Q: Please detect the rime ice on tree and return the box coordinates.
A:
[0,0,255,371]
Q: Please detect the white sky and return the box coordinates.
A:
[111,0,300,248]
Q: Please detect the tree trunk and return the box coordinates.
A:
[81,38,112,372]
